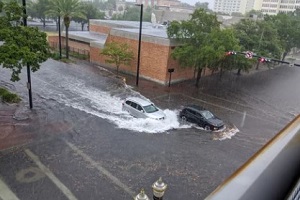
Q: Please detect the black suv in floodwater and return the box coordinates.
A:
[179,105,225,131]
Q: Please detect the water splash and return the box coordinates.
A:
[37,74,191,133]
[212,124,239,140]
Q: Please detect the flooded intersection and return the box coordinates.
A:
[0,59,299,199]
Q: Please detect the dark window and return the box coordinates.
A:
[196,112,203,118]
[137,105,143,111]
[131,102,137,109]
[125,100,131,105]
[188,109,196,115]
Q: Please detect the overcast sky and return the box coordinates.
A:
[181,0,214,9]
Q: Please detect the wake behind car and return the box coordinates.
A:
[179,105,225,131]
[122,97,166,120]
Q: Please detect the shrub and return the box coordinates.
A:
[0,87,21,103]
[51,52,61,60]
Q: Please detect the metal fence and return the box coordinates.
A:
[49,42,90,60]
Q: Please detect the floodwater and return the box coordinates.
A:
[0,59,299,200]
[1,59,238,136]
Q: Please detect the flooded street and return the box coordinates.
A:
[0,59,299,199]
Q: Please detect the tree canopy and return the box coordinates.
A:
[100,42,134,75]
[112,6,152,22]
[27,0,50,27]
[264,11,300,60]
[167,8,240,87]
[0,1,50,81]
[194,2,209,10]
[73,1,105,31]
[46,0,85,59]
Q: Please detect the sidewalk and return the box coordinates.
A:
[0,102,34,151]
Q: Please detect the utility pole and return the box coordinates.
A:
[22,0,33,109]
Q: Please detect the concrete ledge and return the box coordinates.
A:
[63,31,107,44]
[90,41,105,49]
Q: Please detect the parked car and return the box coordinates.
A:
[122,97,166,120]
[179,105,225,131]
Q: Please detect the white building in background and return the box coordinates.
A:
[213,0,300,15]
[261,0,300,15]
[214,0,248,15]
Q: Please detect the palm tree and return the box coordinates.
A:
[46,0,85,59]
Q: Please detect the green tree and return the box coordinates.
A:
[73,1,105,31]
[265,12,300,60]
[235,55,256,75]
[112,6,151,22]
[210,28,241,76]
[46,0,85,59]
[233,19,282,69]
[27,0,50,27]
[106,0,116,10]
[167,8,222,87]
[194,2,209,9]
[100,42,134,75]
[0,1,50,81]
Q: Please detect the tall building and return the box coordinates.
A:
[214,0,300,15]
[214,0,248,15]
[261,0,300,15]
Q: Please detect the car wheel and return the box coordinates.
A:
[204,125,211,131]
[181,115,187,122]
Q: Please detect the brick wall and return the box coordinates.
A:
[90,34,195,84]
[48,35,90,52]
[91,35,171,83]
[48,22,208,85]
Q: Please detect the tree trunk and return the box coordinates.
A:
[195,68,202,88]
[219,68,223,79]
[255,61,260,70]
[282,51,288,61]
[66,25,69,59]
[81,23,84,31]
[237,68,241,75]
[116,65,119,75]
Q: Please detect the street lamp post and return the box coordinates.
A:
[22,0,33,109]
[136,3,143,86]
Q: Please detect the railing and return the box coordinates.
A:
[205,115,300,200]
[49,42,90,60]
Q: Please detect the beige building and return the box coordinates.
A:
[261,0,300,15]
[214,0,300,15]
[214,0,248,15]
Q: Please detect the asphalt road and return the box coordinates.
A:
[0,59,299,200]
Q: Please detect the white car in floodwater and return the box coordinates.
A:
[122,97,166,120]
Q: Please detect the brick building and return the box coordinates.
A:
[48,19,200,85]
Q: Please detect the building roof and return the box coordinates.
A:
[69,20,175,48]
[67,31,107,44]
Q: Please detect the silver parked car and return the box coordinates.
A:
[122,97,166,120]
